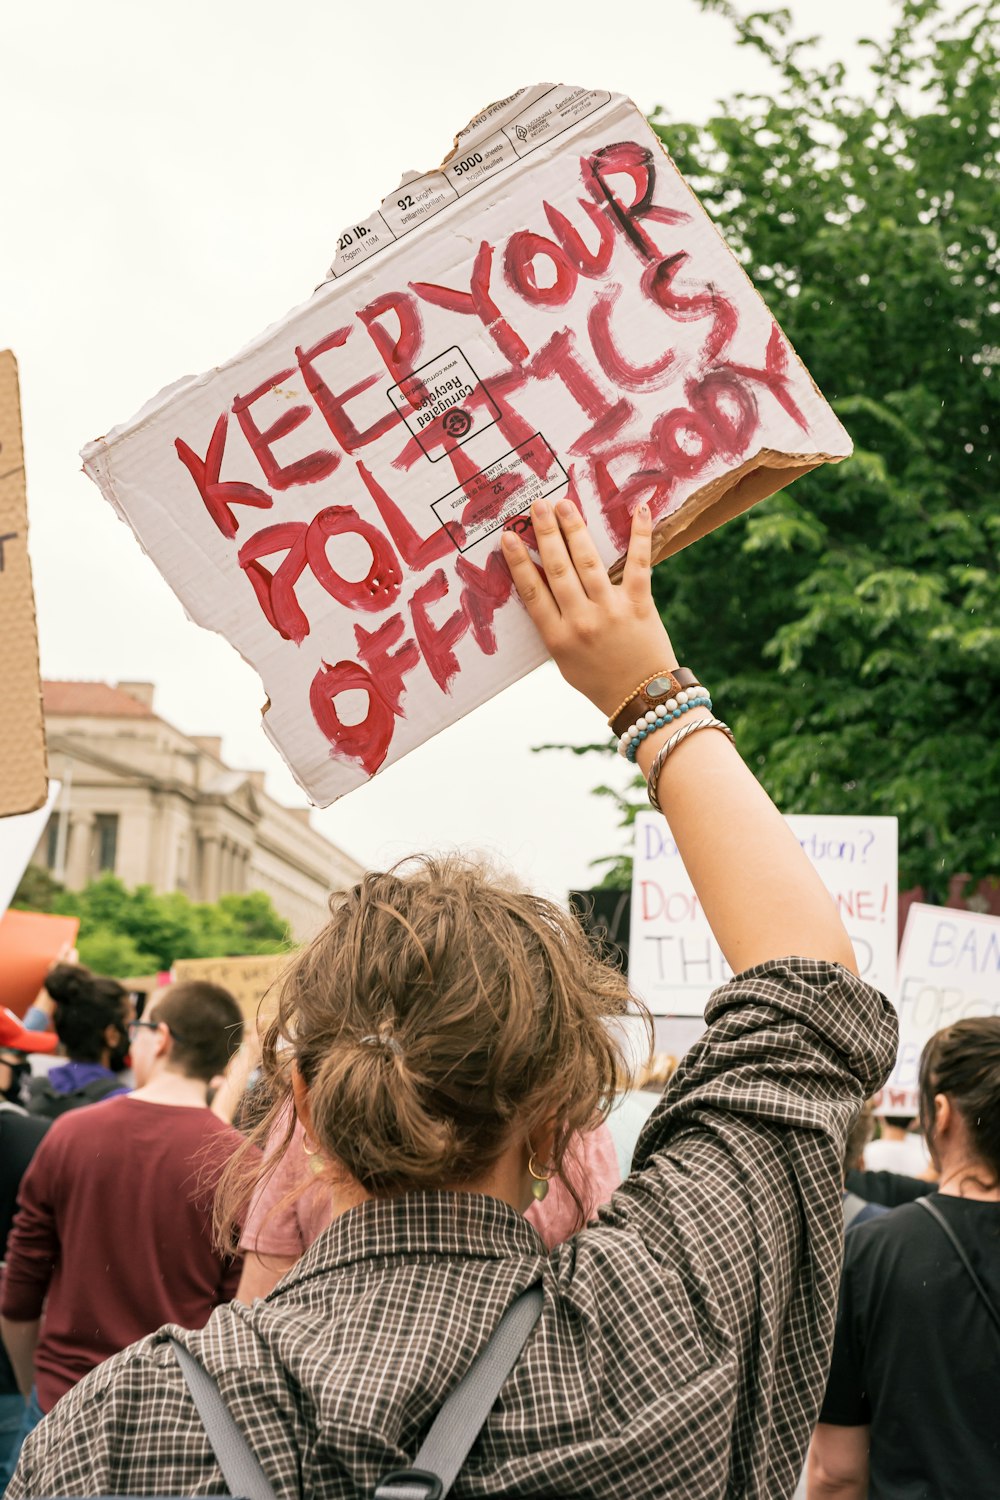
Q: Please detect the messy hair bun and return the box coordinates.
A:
[44,963,129,1062]
[218,855,641,1242]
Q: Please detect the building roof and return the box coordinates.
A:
[42,681,154,718]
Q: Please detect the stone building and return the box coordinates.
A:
[33,681,364,942]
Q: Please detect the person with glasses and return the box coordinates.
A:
[0,982,248,1477]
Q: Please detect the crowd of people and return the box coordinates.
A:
[0,500,996,1498]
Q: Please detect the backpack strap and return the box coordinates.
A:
[841,1192,869,1231]
[917,1196,1000,1338]
[170,1338,278,1500]
[373,1283,545,1500]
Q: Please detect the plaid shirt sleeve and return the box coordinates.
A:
[594,956,897,1493]
[8,957,896,1500]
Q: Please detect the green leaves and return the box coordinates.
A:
[584,0,1000,892]
[12,870,293,975]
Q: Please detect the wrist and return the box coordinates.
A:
[634,706,712,777]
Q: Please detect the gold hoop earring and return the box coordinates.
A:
[302,1134,320,1157]
[528,1152,551,1202]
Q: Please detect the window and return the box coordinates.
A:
[94,814,118,874]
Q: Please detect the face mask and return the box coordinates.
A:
[1,1058,31,1105]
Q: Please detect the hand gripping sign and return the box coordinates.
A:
[82,84,851,806]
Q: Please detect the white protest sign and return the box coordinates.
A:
[630,811,898,1016]
[82,84,849,807]
[0,780,60,919]
[879,903,1000,1116]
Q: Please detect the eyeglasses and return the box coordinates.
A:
[127,1020,160,1041]
[127,1019,187,1044]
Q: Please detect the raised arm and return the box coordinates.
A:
[502,499,856,975]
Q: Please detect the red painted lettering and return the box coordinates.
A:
[309,658,396,776]
[531,329,632,455]
[582,142,689,262]
[356,291,423,385]
[237,521,310,644]
[354,613,421,713]
[296,327,401,451]
[454,550,516,655]
[588,285,676,391]
[543,197,615,277]
[641,252,738,365]
[411,241,530,366]
[175,413,272,540]
[355,461,456,567]
[305,505,403,612]
[232,370,338,491]
[503,231,578,307]
[409,569,468,692]
[722,324,809,431]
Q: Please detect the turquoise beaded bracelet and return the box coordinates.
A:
[618,691,712,763]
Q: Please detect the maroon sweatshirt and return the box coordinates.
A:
[1,1096,247,1411]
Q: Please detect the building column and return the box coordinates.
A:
[65,813,95,890]
[201,833,221,902]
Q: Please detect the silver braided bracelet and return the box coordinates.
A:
[646,716,736,813]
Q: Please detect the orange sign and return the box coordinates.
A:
[0,909,80,1017]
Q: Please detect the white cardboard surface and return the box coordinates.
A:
[0,780,60,919]
[879,903,1000,1116]
[630,811,898,1016]
[83,84,851,806]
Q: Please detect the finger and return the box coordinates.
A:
[554,497,614,604]
[621,502,653,602]
[529,498,588,613]
[501,527,561,635]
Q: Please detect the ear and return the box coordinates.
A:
[933,1093,952,1138]
[526,1113,559,1171]
[291,1063,314,1140]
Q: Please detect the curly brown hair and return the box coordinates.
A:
[216,856,644,1246]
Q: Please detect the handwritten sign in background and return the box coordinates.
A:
[879,903,1000,1116]
[629,812,898,1018]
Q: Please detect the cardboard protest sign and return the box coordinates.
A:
[879,903,1000,1116]
[0,780,61,919]
[83,84,851,806]
[0,909,80,1018]
[172,952,294,1025]
[0,351,48,818]
[630,811,898,1016]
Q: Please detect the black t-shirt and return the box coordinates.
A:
[0,1104,51,1395]
[821,1193,1000,1499]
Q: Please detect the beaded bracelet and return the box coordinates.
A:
[617,690,712,762]
[646,717,736,812]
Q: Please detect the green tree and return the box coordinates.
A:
[11,869,293,975]
[586,0,1000,893]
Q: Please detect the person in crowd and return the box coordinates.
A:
[863,1112,930,1176]
[7,500,895,1500]
[606,1052,678,1179]
[236,1109,620,1301]
[0,981,247,1476]
[22,964,132,1119]
[808,1016,1000,1499]
[840,1102,887,1231]
[843,1165,933,1208]
[0,1026,59,1492]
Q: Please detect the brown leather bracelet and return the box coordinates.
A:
[609,668,701,739]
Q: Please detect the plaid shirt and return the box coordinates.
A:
[10,958,896,1500]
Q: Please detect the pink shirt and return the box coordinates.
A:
[241,1114,621,1258]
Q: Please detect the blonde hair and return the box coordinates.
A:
[217,856,643,1243]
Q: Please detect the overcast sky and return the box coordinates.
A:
[3,0,900,901]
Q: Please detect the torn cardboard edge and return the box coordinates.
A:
[0,350,49,819]
[80,83,851,808]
